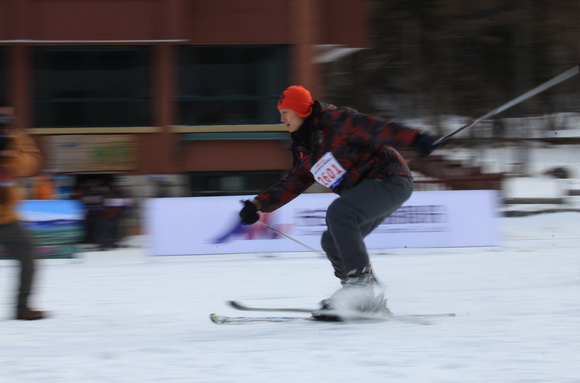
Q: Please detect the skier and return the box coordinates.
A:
[239,85,437,317]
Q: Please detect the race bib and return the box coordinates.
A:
[310,152,346,189]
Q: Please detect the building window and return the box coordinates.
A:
[33,46,152,128]
[178,45,289,126]
[0,47,7,106]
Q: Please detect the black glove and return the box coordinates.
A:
[239,200,260,225]
[413,133,436,157]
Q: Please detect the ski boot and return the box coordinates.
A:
[314,266,391,321]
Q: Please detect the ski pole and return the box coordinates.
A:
[258,221,385,288]
[257,221,321,253]
[433,64,580,147]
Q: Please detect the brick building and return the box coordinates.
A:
[0,0,370,198]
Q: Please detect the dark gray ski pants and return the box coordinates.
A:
[321,176,413,280]
[0,221,37,312]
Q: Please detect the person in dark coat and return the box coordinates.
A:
[100,181,131,251]
[239,85,437,316]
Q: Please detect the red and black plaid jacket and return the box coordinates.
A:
[255,102,421,213]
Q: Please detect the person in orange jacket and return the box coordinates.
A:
[0,112,46,320]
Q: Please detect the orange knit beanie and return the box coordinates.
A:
[277,85,314,117]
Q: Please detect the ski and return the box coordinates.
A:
[210,313,437,325]
[228,300,313,313]
[210,313,312,324]
[227,300,456,318]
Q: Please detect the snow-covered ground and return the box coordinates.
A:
[1,210,579,383]
[2,142,580,383]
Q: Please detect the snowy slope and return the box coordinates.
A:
[1,211,579,383]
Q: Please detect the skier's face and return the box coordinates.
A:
[279,109,305,133]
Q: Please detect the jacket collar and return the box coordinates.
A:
[290,101,321,146]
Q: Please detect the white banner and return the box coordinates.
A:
[145,190,499,256]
